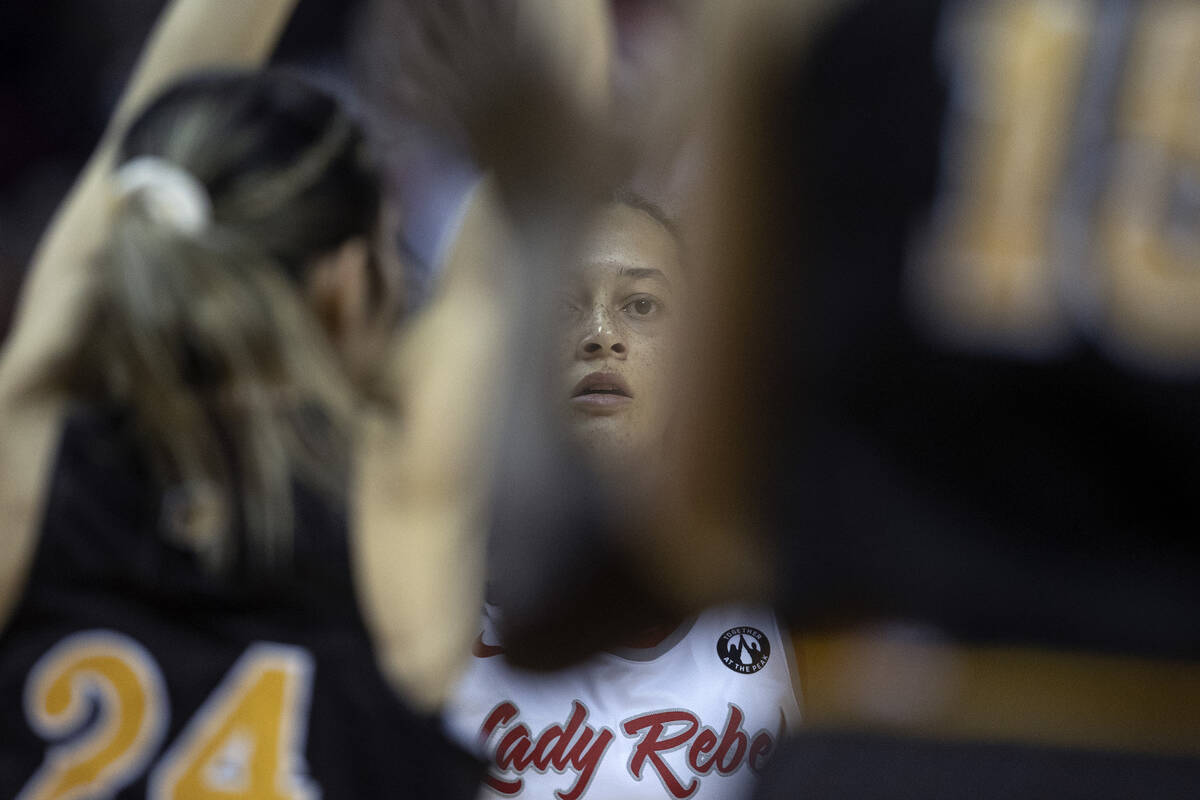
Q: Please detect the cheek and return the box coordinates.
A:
[555,331,579,382]
[554,311,583,358]
[629,334,674,409]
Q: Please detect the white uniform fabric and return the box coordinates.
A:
[444,605,802,800]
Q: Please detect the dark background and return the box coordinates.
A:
[0,0,366,341]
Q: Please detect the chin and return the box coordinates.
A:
[571,412,630,439]
[569,416,637,460]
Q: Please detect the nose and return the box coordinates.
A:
[577,304,627,360]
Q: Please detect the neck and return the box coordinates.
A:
[616,617,685,650]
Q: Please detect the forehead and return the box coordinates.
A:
[569,203,683,286]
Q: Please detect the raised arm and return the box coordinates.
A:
[355,178,515,712]
[0,0,300,629]
[0,0,300,402]
[352,0,619,708]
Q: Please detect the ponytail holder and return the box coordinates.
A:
[114,156,212,236]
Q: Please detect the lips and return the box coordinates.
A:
[570,371,633,411]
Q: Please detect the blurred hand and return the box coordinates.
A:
[360,0,613,179]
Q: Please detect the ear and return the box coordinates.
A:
[306,237,370,343]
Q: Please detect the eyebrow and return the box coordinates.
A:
[619,267,672,286]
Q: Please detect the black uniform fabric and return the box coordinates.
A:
[758,0,1200,658]
[754,731,1200,800]
[0,408,483,798]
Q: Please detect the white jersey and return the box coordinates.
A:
[444,605,801,800]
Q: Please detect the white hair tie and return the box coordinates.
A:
[114,156,212,236]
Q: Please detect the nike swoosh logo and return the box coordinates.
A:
[472,632,505,658]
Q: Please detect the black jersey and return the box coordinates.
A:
[754,732,1200,800]
[0,408,482,799]
[751,0,1200,658]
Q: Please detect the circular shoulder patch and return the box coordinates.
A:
[717,626,771,674]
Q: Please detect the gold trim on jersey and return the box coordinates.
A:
[798,629,1200,756]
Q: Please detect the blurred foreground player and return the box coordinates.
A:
[662,0,1200,796]
[443,197,802,799]
[0,0,501,796]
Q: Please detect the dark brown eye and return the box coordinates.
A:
[627,297,657,316]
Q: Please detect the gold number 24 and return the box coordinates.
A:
[18,630,318,800]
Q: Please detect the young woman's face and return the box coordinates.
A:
[557,203,685,469]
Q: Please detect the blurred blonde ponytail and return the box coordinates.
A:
[71,71,382,570]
